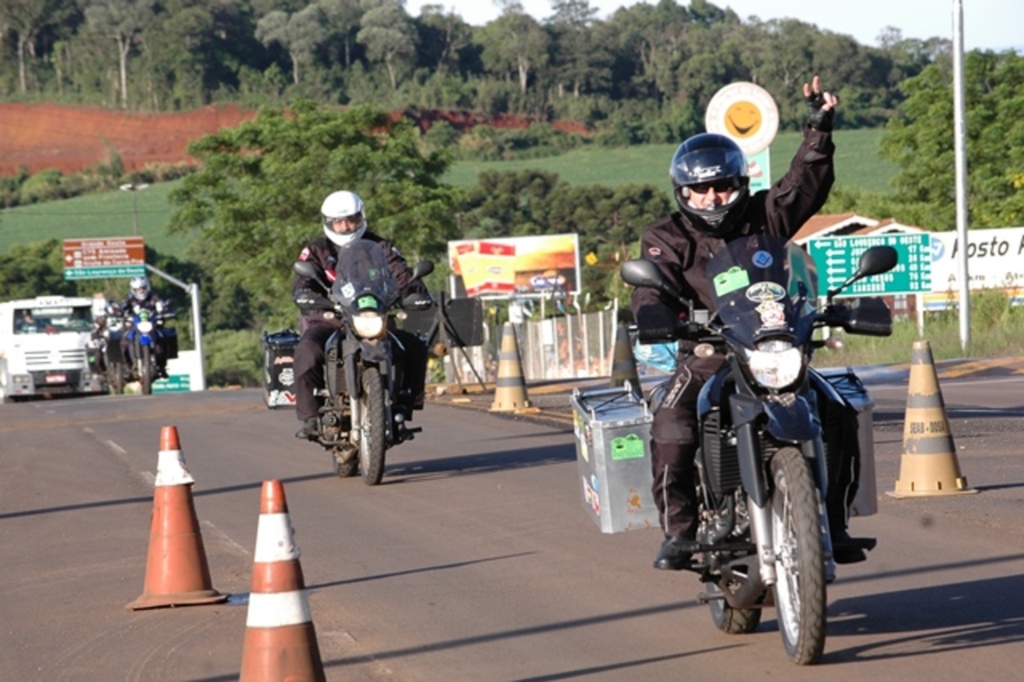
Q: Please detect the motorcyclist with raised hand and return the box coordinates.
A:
[119,275,172,378]
[631,76,861,571]
[292,190,430,440]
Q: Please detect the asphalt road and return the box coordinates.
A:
[1,371,1023,681]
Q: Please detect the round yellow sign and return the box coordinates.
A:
[705,82,779,156]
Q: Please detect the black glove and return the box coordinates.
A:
[637,325,677,343]
[806,89,835,132]
[635,305,679,343]
[294,288,332,311]
[402,293,434,310]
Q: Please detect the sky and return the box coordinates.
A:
[404,0,1021,52]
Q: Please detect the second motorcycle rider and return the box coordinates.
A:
[292,190,429,441]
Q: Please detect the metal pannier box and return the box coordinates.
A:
[570,384,659,534]
[262,329,300,409]
[816,367,878,516]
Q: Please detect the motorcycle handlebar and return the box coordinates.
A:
[632,320,714,344]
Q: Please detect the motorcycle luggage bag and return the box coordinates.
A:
[813,368,878,517]
[162,327,178,359]
[105,331,124,363]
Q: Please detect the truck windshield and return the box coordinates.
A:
[13,306,93,334]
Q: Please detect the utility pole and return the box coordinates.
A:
[119,182,150,236]
[952,0,970,353]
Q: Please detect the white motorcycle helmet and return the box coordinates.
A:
[129,275,151,301]
[321,190,367,248]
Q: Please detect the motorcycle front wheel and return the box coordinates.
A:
[358,366,386,486]
[107,361,124,395]
[770,446,827,665]
[139,345,153,395]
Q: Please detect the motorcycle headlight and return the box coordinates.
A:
[137,320,154,334]
[746,339,803,389]
[351,312,385,339]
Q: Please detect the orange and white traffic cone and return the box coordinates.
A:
[128,425,226,610]
[240,480,325,682]
[888,340,977,498]
[490,322,533,412]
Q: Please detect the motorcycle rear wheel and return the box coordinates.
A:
[770,446,827,665]
[358,367,386,486]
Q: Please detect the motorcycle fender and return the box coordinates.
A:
[359,337,389,364]
[762,396,820,444]
[728,393,769,508]
[343,349,360,400]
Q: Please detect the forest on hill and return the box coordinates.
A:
[1,0,951,140]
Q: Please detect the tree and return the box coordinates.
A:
[604,0,693,102]
[476,2,549,98]
[83,0,157,109]
[318,0,362,68]
[0,239,77,299]
[416,3,471,76]
[0,0,74,93]
[356,0,416,91]
[255,5,326,85]
[880,51,1024,231]
[547,0,606,99]
[167,101,459,324]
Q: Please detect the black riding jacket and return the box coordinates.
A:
[293,232,427,330]
[631,128,835,345]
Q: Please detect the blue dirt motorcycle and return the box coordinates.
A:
[621,234,896,665]
[119,302,176,395]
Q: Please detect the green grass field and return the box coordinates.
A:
[0,180,192,257]
[0,128,894,261]
[443,129,894,193]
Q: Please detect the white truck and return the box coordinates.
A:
[0,295,107,403]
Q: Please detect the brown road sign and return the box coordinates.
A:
[63,236,145,268]
[63,237,146,279]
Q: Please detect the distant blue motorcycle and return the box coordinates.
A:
[121,303,175,395]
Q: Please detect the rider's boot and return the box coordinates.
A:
[295,417,320,440]
[651,441,699,571]
[828,494,867,564]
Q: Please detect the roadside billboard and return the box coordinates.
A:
[448,234,580,298]
[923,226,1024,310]
[929,227,1024,291]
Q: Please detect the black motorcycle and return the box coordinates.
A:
[87,304,126,395]
[293,241,433,485]
[621,234,896,665]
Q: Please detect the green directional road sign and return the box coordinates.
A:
[64,265,147,280]
[807,233,932,298]
[153,374,190,393]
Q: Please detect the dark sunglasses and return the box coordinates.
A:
[688,179,740,194]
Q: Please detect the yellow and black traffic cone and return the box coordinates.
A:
[490,322,533,412]
[609,322,640,395]
[888,340,977,498]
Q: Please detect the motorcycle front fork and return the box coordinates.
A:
[747,439,837,587]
